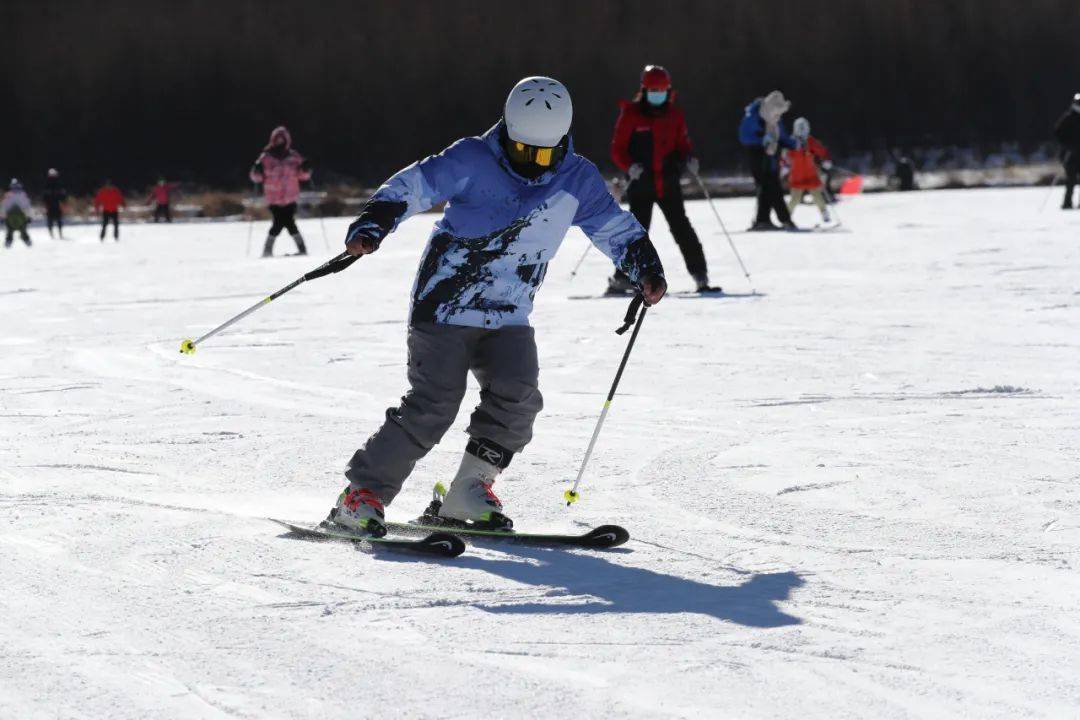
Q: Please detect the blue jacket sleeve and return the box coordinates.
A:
[778,123,796,151]
[346,139,473,245]
[572,163,664,284]
[738,103,764,147]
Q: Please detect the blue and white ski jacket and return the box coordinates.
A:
[347,122,664,328]
[738,98,796,150]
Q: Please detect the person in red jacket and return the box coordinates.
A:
[609,65,709,293]
[784,117,833,225]
[147,178,177,223]
[93,180,125,241]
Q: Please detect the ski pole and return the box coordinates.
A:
[312,179,331,251]
[691,171,756,294]
[319,215,330,251]
[179,251,359,354]
[565,294,648,506]
[568,242,592,280]
[245,182,258,257]
[1038,172,1060,213]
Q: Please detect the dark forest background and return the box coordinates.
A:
[5,0,1078,193]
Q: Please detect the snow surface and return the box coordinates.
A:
[2,188,1079,719]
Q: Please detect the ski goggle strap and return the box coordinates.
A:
[507,141,562,168]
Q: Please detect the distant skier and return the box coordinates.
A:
[1053,92,1080,209]
[147,178,177,222]
[93,180,125,241]
[2,179,32,248]
[608,64,709,293]
[784,117,833,225]
[739,90,797,230]
[43,168,66,238]
[249,126,311,257]
[333,76,666,535]
[893,152,916,191]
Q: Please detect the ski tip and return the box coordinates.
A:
[268,517,304,532]
[418,532,467,557]
[580,524,630,548]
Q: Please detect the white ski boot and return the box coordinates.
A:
[329,486,387,536]
[435,451,512,530]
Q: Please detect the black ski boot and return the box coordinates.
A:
[605,272,635,296]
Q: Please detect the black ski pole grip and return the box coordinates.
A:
[303,251,361,282]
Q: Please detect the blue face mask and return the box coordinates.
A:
[646,90,668,106]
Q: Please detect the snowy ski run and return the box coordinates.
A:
[2,187,1079,718]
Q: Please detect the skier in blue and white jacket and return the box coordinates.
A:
[331,76,667,535]
[739,90,797,230]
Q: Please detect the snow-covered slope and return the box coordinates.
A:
[2,188,1078,719]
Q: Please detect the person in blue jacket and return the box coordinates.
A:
[739,90,797,230]
[331,76,667,535]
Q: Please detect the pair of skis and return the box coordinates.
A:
[270,517,630,559]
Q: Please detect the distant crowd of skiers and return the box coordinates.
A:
[10,75,1078,262]
[604,66,838,291]
[1,172,177,246]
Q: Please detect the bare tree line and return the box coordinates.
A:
[6,0,1076,192]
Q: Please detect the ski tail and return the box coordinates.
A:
[269,518,466,558]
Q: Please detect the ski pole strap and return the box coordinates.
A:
[616,294,645,335]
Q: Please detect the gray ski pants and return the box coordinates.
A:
[345,322,543,504]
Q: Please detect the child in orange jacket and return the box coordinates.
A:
[785,117,833,225]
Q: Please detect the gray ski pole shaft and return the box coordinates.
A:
[565,295,648,506]
[311,179,331,251]
[319,215,330,251]
[569,242,593,280]
[692,171,756,293]
[1039,172,1060,213]
[245,182,258,256]
[179,252,359,354]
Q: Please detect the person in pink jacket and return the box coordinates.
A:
[249,126,312,257]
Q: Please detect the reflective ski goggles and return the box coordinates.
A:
[506,140,565,168]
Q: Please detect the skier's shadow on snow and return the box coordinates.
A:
[445,544,804,627]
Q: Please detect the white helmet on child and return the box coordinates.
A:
[504,76,573,147]
[793,117,811,138]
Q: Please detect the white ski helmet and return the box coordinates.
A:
[793,117,811,138]
[504,76,573,147]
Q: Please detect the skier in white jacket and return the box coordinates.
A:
[2,179,33,248]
